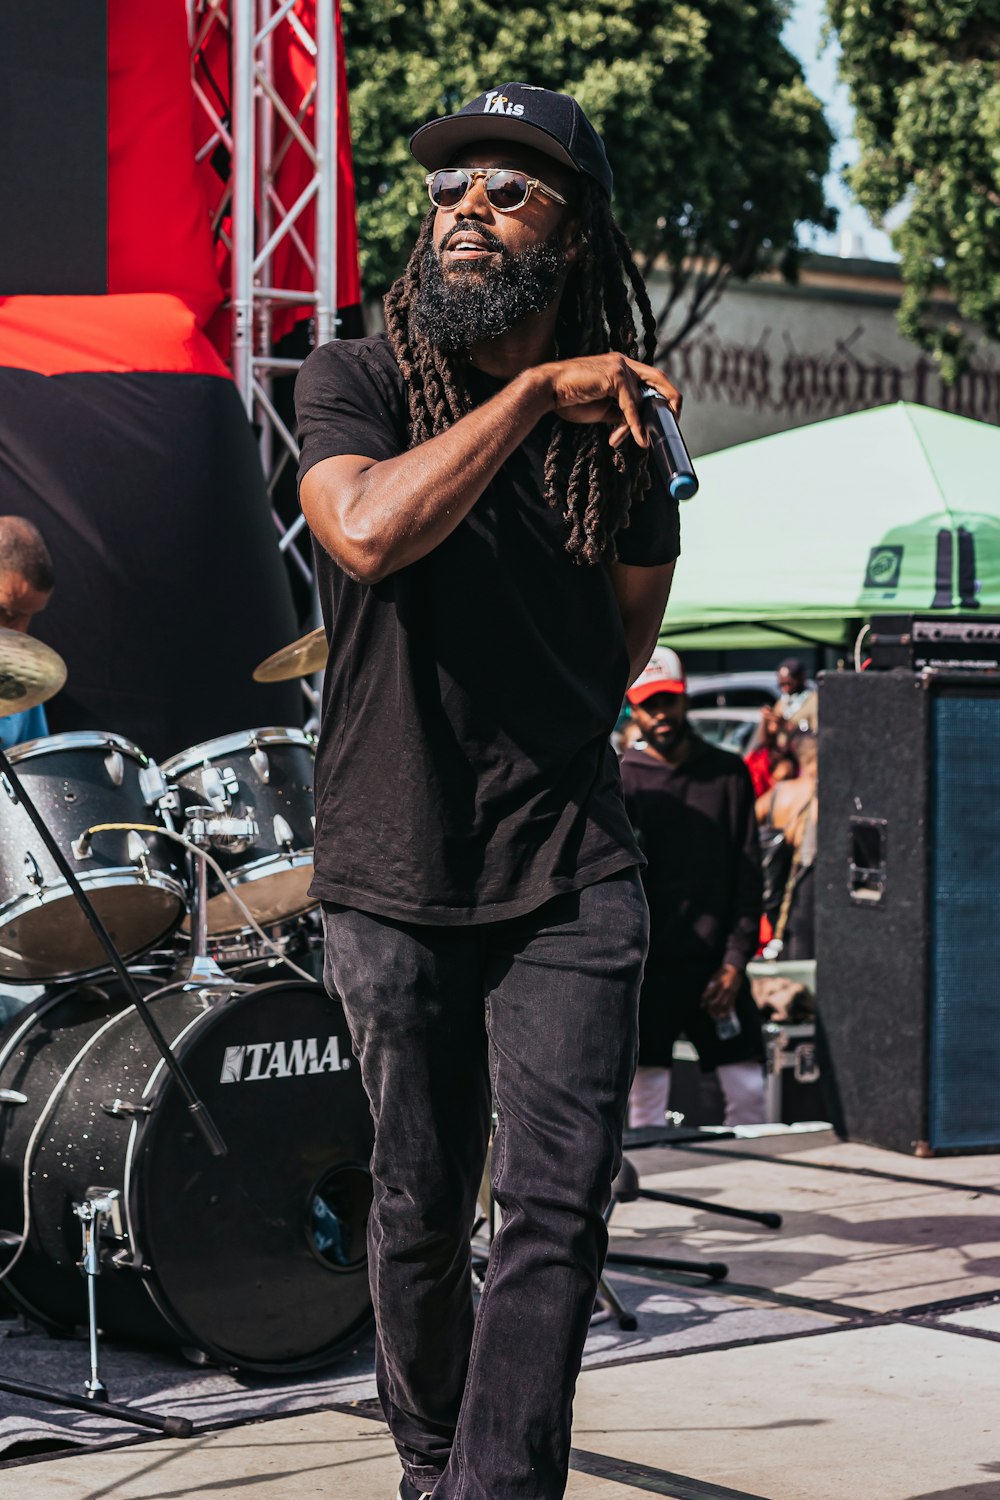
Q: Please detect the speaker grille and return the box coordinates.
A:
[930,696,1000,1149]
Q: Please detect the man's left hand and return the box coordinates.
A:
[700,964,744,1018]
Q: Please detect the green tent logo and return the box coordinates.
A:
[864,545,903,590]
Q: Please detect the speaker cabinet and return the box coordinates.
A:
[817,670,1000,1154]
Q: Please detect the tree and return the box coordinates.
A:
[829,0,1000,381]
[342,0,834,356]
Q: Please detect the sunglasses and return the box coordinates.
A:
[425,167,568,213]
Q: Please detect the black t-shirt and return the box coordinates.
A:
[295,333,680,925]
[619,739,762,970]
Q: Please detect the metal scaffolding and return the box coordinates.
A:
[189,0,340,597]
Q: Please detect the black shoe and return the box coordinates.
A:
[397,1479,434,1500]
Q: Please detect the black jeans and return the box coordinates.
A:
[322,867,648,1500]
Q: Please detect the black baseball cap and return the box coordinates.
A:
[410,82,613,199]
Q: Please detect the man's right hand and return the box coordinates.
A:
[537,354,682,450]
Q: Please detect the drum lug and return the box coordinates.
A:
[0,1089,27,1105]
[110,1249,150,1276]
[23,851,44,890]
[138,764,168,807]
[0,772,18,805]
[104,749,125,787]
[273,814,294,849]
[101,1097,153,1119]
[127,831,152,881]
[250,747,270,784]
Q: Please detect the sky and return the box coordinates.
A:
[781,0,898,262]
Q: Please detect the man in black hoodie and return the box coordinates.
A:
[620,648,765,1127]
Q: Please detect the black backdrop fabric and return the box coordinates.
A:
[0,0,108,295]
[0,367,302,763]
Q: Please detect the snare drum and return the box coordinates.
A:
[0,732,185,983]
[163,727,317,935]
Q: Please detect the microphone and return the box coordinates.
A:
[640,387,699,502]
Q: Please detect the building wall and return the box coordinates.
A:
[658,256,1000,457]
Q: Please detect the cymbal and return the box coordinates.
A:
[253,626,328,683]
[0,629,67,715]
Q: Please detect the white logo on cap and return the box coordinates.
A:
[483,90,525,117]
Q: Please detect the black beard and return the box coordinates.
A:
[414,229,567,352]
[651,722,688,753]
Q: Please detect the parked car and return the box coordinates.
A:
[685,671,786,710]
[687,706,760,756]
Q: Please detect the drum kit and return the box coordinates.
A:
[0,625,376,1429]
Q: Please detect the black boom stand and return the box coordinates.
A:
[598,1124,782,1330]
[0,745,214,1437]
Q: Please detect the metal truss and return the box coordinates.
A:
[189,0,340,605]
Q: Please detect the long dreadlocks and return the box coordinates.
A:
[383,180,658,565]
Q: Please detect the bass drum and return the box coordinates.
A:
[0,977,373,1372]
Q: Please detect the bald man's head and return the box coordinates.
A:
[0,517,53,634]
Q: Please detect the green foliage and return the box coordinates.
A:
[342,0,834,353]
[829,0,1000,380]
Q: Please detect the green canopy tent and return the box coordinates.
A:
[657,403,1000,652]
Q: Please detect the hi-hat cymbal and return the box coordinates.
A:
[253,626,328,684]
[0,629,67,715]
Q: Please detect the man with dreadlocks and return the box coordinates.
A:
[296,83,682,1500]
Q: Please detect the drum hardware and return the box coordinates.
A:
[101,1098,152,1119]
[75,1189,121,1401]
[74,812,317,987]
[126,830,152,878]
[0,1088,26,1105]
[104,749,125,787]
[171,813,247,991]
[200,764,241,811]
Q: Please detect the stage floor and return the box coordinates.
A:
[4,1125,999,1499]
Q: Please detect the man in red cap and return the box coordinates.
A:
[621,648,765,1128]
